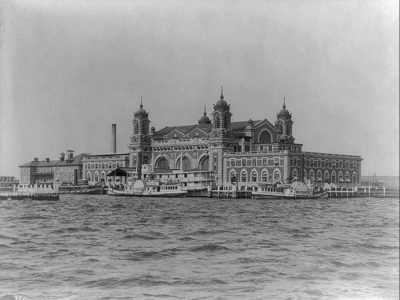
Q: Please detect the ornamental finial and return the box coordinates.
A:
[283,96,286,109]
[140,96,143,109]
[204,105,207,116]
[220,86,224,100]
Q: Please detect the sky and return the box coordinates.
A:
[0,0,398,177]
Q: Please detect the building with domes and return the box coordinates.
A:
[127,89,362,189]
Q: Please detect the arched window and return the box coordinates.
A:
[309,170,315,181]
[156,157,169,169]
[338,171,344,182]
[251,170,258,182]
[345,171,350,183]
[316,170,322,182]
[292,169,298,179]
[101,172,106,182]
[101,163,105,169]
[240,170,247,182]
[199,156,209,170]
[303,169,307,180]
[108,162,112,169]
[230,170,237,183]
[133,119,139,134]
[273,169,281,183]
[86,172,91,181]
[94,172,99,182]
[331,171,337,183]
[324,171,330,183]
[352,172,357,184]
[259,131,272,144]
[261,170,268,182]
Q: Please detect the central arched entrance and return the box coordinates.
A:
[176,156,191,171]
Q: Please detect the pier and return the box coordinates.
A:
[0,184,59,201]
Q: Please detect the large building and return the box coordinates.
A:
[128,89,362,189]
[19,150,85,186]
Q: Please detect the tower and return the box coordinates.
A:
[128,98,152,179]
[198,106,211,125]
[210,87,233,185]
[211,87,232,137]
[275,97,294,143]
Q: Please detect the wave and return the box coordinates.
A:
[190,244,230,252]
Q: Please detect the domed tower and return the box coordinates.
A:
[129,97,152,178]
[210,87,233,186]
[198,106,211,125]
[275,97,294,143]
[212,87,232,136]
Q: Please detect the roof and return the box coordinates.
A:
[107,167,137,177]
[19,153,87,168]
[154,120,264,137]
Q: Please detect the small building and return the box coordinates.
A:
[19,150,86,187]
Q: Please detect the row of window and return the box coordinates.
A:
[301,169,358,183]
[228,157,284,168]
[304,158,359,170]
[84,162,124,170]
[229,169,282,183]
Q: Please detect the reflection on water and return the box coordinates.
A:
[0,196,398,299]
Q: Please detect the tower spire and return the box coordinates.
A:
[283,96,286,109]
[220,86,224,100]
[204,105,207,116]
[140,96,143,109]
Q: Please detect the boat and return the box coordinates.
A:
[58,182,104,194]
[107,180,188,197]
[252,181,328,199]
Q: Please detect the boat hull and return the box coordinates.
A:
[108,188,187,197]
[252,190,329,200]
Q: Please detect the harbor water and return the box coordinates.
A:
[0,196,398,300]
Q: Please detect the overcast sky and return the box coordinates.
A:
[0,0,398,177]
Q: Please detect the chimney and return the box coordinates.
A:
[60,152,65,161]
[45,158,50,162]
[34,158,38,162]
[111,124,117,153]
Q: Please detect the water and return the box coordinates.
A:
[0,196,398,300]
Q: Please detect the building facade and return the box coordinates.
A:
[128,90,362,188]
[19,151,85,186]
[82,153,130,185]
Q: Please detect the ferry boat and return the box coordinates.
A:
[107,180,187,197]
[252,181,328,199]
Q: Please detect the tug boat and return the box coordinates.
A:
[107,180,187,197]
[252,181,328,199]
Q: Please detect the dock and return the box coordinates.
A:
[0,184,59,201]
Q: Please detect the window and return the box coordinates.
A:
[261,170,268,182]
[251,170,258,182]
[252,159,257,166]
[273,169,281,183]
[230,170,237,183]
[274,157,279,166]
[231,159,235,167]
[242,158,246,167]
[241,170,247,182]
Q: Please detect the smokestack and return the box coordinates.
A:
[111,124,117,153]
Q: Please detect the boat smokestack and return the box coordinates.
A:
[111,124,117,153]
